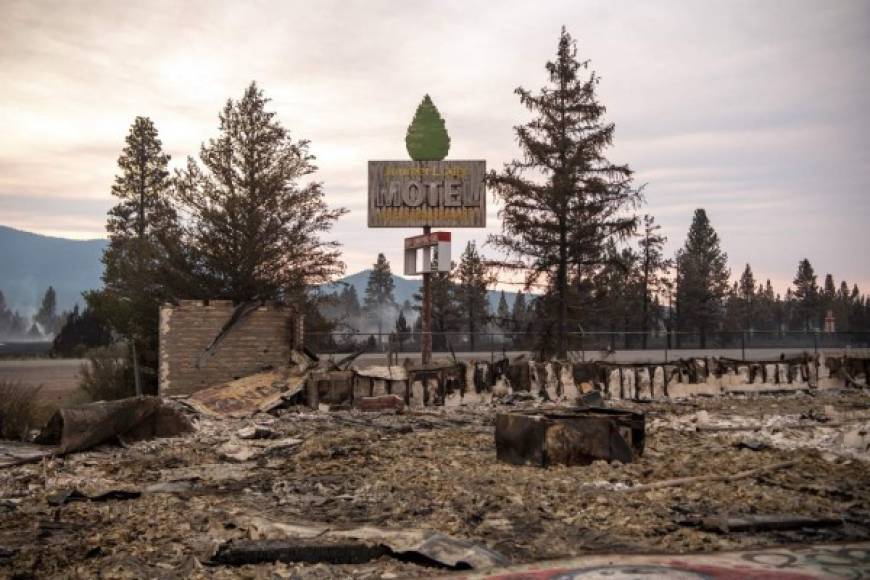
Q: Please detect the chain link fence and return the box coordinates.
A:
[305,330,870,361]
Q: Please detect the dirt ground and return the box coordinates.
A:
[1,390,869,578]
[0,359,86,408]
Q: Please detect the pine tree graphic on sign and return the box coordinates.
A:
[405,95,450,161]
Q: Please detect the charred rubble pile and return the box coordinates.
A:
[0,348,869,577]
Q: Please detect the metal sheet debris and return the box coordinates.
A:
[186,368,306,417]
[218,520,509,570]
[0,441,54,469]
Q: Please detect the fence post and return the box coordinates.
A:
[813,332,818,357]
[741,332,746,361]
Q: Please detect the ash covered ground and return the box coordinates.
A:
[1,390,869,578]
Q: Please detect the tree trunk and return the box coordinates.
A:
[557,221,568,359]
[468,299,476,351]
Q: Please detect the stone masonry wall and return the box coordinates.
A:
[159,300,298,396]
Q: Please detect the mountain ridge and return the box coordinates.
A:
[0,225,519,314]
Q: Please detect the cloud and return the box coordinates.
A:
[0,0,868,292]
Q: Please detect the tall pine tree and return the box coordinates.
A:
[637,215,671,347]
[496,291,511,330]
[34,286,59,335]
[363,253,396,336]
[454,242,491,350]
[792,258,819,332]
[675,209,730,347]
[738,264,756,331]
[488,28,640,357]
[512,291,528,332]
[174,82,346,303]
[92,116,178,392]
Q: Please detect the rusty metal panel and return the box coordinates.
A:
[495,408,645,467]
[368,160,486,227]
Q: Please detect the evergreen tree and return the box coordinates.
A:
[722,281,741,333]
[34,286,59,335]
[596,242,642,348]
[174,82,346,303]
[512,291,528,332]
[341,285,362,320]
[738,264,756,331]
[363,253,396,337]
[488,28,640,357]
[754,280,777,333]
[675,209,730,347]
[52,305,112,357]
[496,291,511,329]
[413,260,457,351]
[848,285,864,331]
[835,280,851,331]
[821,273,836,328]
[637,215,671,347]
[394,309,410,350]
[792,258,819,332]
[405,95,450,161]
[454,242,491,350]
[92,116,178,393]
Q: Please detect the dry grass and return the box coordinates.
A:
[0,380,44,440]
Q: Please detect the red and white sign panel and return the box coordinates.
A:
[404,231,451,250]
[404,232,451,275]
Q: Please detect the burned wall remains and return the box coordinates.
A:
[159,300,301,396]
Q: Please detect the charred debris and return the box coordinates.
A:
[1,303,870,576]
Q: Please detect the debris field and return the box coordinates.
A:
[1,384,869,578]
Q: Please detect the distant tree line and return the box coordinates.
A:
[315,242,537,352]
[0,286,69,341]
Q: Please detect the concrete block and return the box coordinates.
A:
[652,366,665,399]
[777,363,789,384]
[637,368,651,400]
[622,368,636,399]
[606,369,621,400]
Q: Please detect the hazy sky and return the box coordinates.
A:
[1,0,868,293]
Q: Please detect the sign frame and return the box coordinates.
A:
[368,160,486,228]
[404,231,451,276]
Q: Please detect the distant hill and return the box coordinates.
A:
[0,225,106,314]
[326,269,519,311]
[0,224,522,316]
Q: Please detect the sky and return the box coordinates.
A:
[1,0,868,294]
